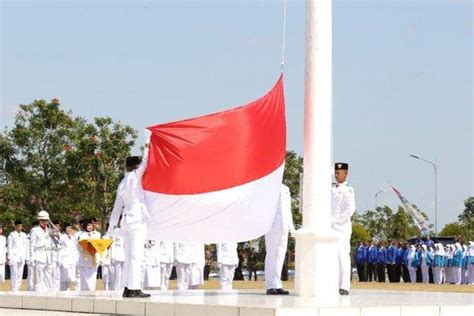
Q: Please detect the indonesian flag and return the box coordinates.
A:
[143,76,286,242]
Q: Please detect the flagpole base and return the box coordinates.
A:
[293,228,339,303]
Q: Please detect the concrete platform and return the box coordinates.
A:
[0,289,472,316]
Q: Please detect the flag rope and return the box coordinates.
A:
[280,0,288,73]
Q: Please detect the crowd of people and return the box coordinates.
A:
[354,237,474,285]
[0,213,244,292]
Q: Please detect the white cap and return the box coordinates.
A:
[37,210,50,220]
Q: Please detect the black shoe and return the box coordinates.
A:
[276,288,289,295]
[122,287,129,297]
[339,289,349,295]
[123,289,151,298]
[266,288,279,295]
[131,290,151,298]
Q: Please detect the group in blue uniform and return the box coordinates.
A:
[354,238,474,285]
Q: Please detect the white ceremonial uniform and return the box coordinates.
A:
[143,240,161,289]
[77,231,99,291]
[159,241,174,290]
[265,184,294,290]
[58,233,79,291]
[110,232,125,290]
[175,242,203,290]
[29,226,54,291]
[217,242,239,291]
[107,143,150,291]
[0,235,6,283]
[7,230,28,291]
[189,242,205,289]
[25,234,35,291]
[98,234,113,291]
[51,232,62,291]
[331,181,356,292]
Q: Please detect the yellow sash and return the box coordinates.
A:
[79,239,113,258]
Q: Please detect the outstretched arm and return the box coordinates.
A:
[136,129,152,178]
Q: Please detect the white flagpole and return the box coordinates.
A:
[294,0,339,300]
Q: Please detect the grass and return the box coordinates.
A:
[1,279,473,293]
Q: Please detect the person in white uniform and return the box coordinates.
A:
[77,219,99,291]
[174,242,204,290]
[142,240,161,289]
[58,223,79,291]
[159,241,174,290]
[29,211,54,291]
[7,220,28,291]
[331,162,356,295]
[0,226,6,284]
[189,242,205,289]
[99,230,113,291]
[109,227,125,291]
[50,220,62,291]
[25,231,35,291]
[107,131,151,298]
[217,242,239,291]
[265,183,294,295]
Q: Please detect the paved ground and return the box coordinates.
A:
[1,279,472,293]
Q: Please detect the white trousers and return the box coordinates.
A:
[143,265,161,288]
[264,229,288,290]
[189,263,204,288]
[468,263,474,285]
[79,266,97,291]
[433,266,444,284]
[102,265,114,291]
[0,264,5,283]
[453,267,461,285]
[59,265,76,291]
[219,263,237,291]
[176,262,192,290]
[10,261,25,291]
[112,261,124,290]
[122,225,146,290]
[421,264,429,284]
[51,262,61,291]
[160,263,173,290]
[337,235,351,291]
[34,261,53,292]
[27,263,35,291]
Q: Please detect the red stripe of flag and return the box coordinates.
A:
[142,75,286,195]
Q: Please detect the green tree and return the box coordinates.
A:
[0,99,137,232]
[390,206,419,240]
[458,197,474,240]
[351,223,371,248]
[358,206,393,238]
[439,222,469,241]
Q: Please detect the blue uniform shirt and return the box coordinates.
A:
[377,247,387,264]
[395,248,403,265]
[387,245,397,264]
[368,245,378,263]
[356,245,368,264]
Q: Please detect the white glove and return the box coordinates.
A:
[144,129,152,144]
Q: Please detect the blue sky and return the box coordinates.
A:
[1,0,472,231]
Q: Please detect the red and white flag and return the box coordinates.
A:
[143,76,286,242]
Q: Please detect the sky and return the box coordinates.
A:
[1,0,472,232]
